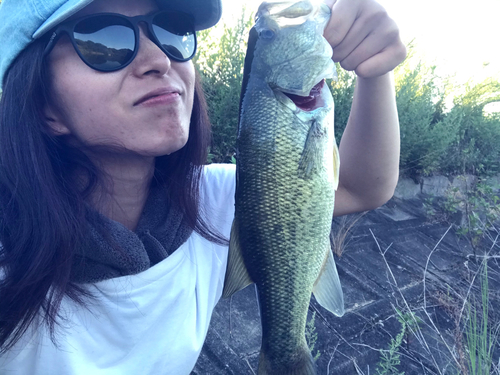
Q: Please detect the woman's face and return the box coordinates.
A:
[45,0,195,158]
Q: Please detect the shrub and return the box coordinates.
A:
[328,65,356,141]
[195,10,253,163]
[394,57,451,178]
[439,80,500,176]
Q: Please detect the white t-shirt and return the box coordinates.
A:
[0,163,236,375]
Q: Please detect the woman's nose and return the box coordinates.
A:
[131,23,171,77]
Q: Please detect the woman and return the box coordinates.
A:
[0,0,405,373]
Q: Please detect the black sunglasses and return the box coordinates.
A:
[43,10,197,72]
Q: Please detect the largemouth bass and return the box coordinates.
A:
[223,1,344,374]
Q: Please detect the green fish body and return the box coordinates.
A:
[223,2,344,374]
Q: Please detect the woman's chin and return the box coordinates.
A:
[148,136,190,157]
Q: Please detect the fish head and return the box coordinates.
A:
[253,0,336,98]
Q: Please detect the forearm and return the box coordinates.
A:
[335,72,400,213]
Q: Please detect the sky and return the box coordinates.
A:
[219,0,500,86]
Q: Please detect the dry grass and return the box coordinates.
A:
[330,212,367,257]
[350,225,500,375]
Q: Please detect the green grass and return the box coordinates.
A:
[375,309,422,375]
[465,260,500,375]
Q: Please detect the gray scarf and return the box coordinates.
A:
[71,183,193,283]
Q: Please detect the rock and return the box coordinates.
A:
[394,178,421,199]
[422,175,451,196]
[450,175,477,196]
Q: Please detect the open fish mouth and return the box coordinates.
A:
[281,79,326,112]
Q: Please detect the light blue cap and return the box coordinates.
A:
[0,0,222,89]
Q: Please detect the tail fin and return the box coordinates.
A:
[258,345,317,375]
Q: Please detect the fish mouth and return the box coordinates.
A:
[281,80,325,112]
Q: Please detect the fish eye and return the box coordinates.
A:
[259,29,275,40]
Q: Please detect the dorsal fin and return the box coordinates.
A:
[238,26,259,127]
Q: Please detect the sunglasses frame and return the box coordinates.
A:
[43,10,197,72]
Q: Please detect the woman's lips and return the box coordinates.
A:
[137,92,180,107]
[134,88,180,106]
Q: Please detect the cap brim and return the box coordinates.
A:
[33,0,94,39]
[158,0,222,31]
[33,0,222,39]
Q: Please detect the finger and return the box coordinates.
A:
[324,0,359,49]
[354,43,407,78]
[338,17,400,71]
[331,4,389,63]
[331,15,372,63]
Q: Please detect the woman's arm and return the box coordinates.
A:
[322,0,407,216]
[334,73,400,215]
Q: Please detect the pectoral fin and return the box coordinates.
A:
[312,249,344,316]
[222,218,253,298]
[298,120,325,179]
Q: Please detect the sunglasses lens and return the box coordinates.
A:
[74,16,135,71]
[152,12,196,61]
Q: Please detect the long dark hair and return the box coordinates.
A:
[0,36,225,352]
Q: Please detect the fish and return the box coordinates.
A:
[222,1,344,374]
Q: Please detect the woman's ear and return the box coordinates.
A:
[44,103,71,136]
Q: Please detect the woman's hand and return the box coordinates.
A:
[324,0,405,216]
[324,0,407,78]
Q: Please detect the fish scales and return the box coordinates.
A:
[239,77,334,361]
[223,1,344,374]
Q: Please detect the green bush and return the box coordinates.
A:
[195,10,253,163]
[328,66,356,142]
[394,58,451,178]
[439,80,500,175]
